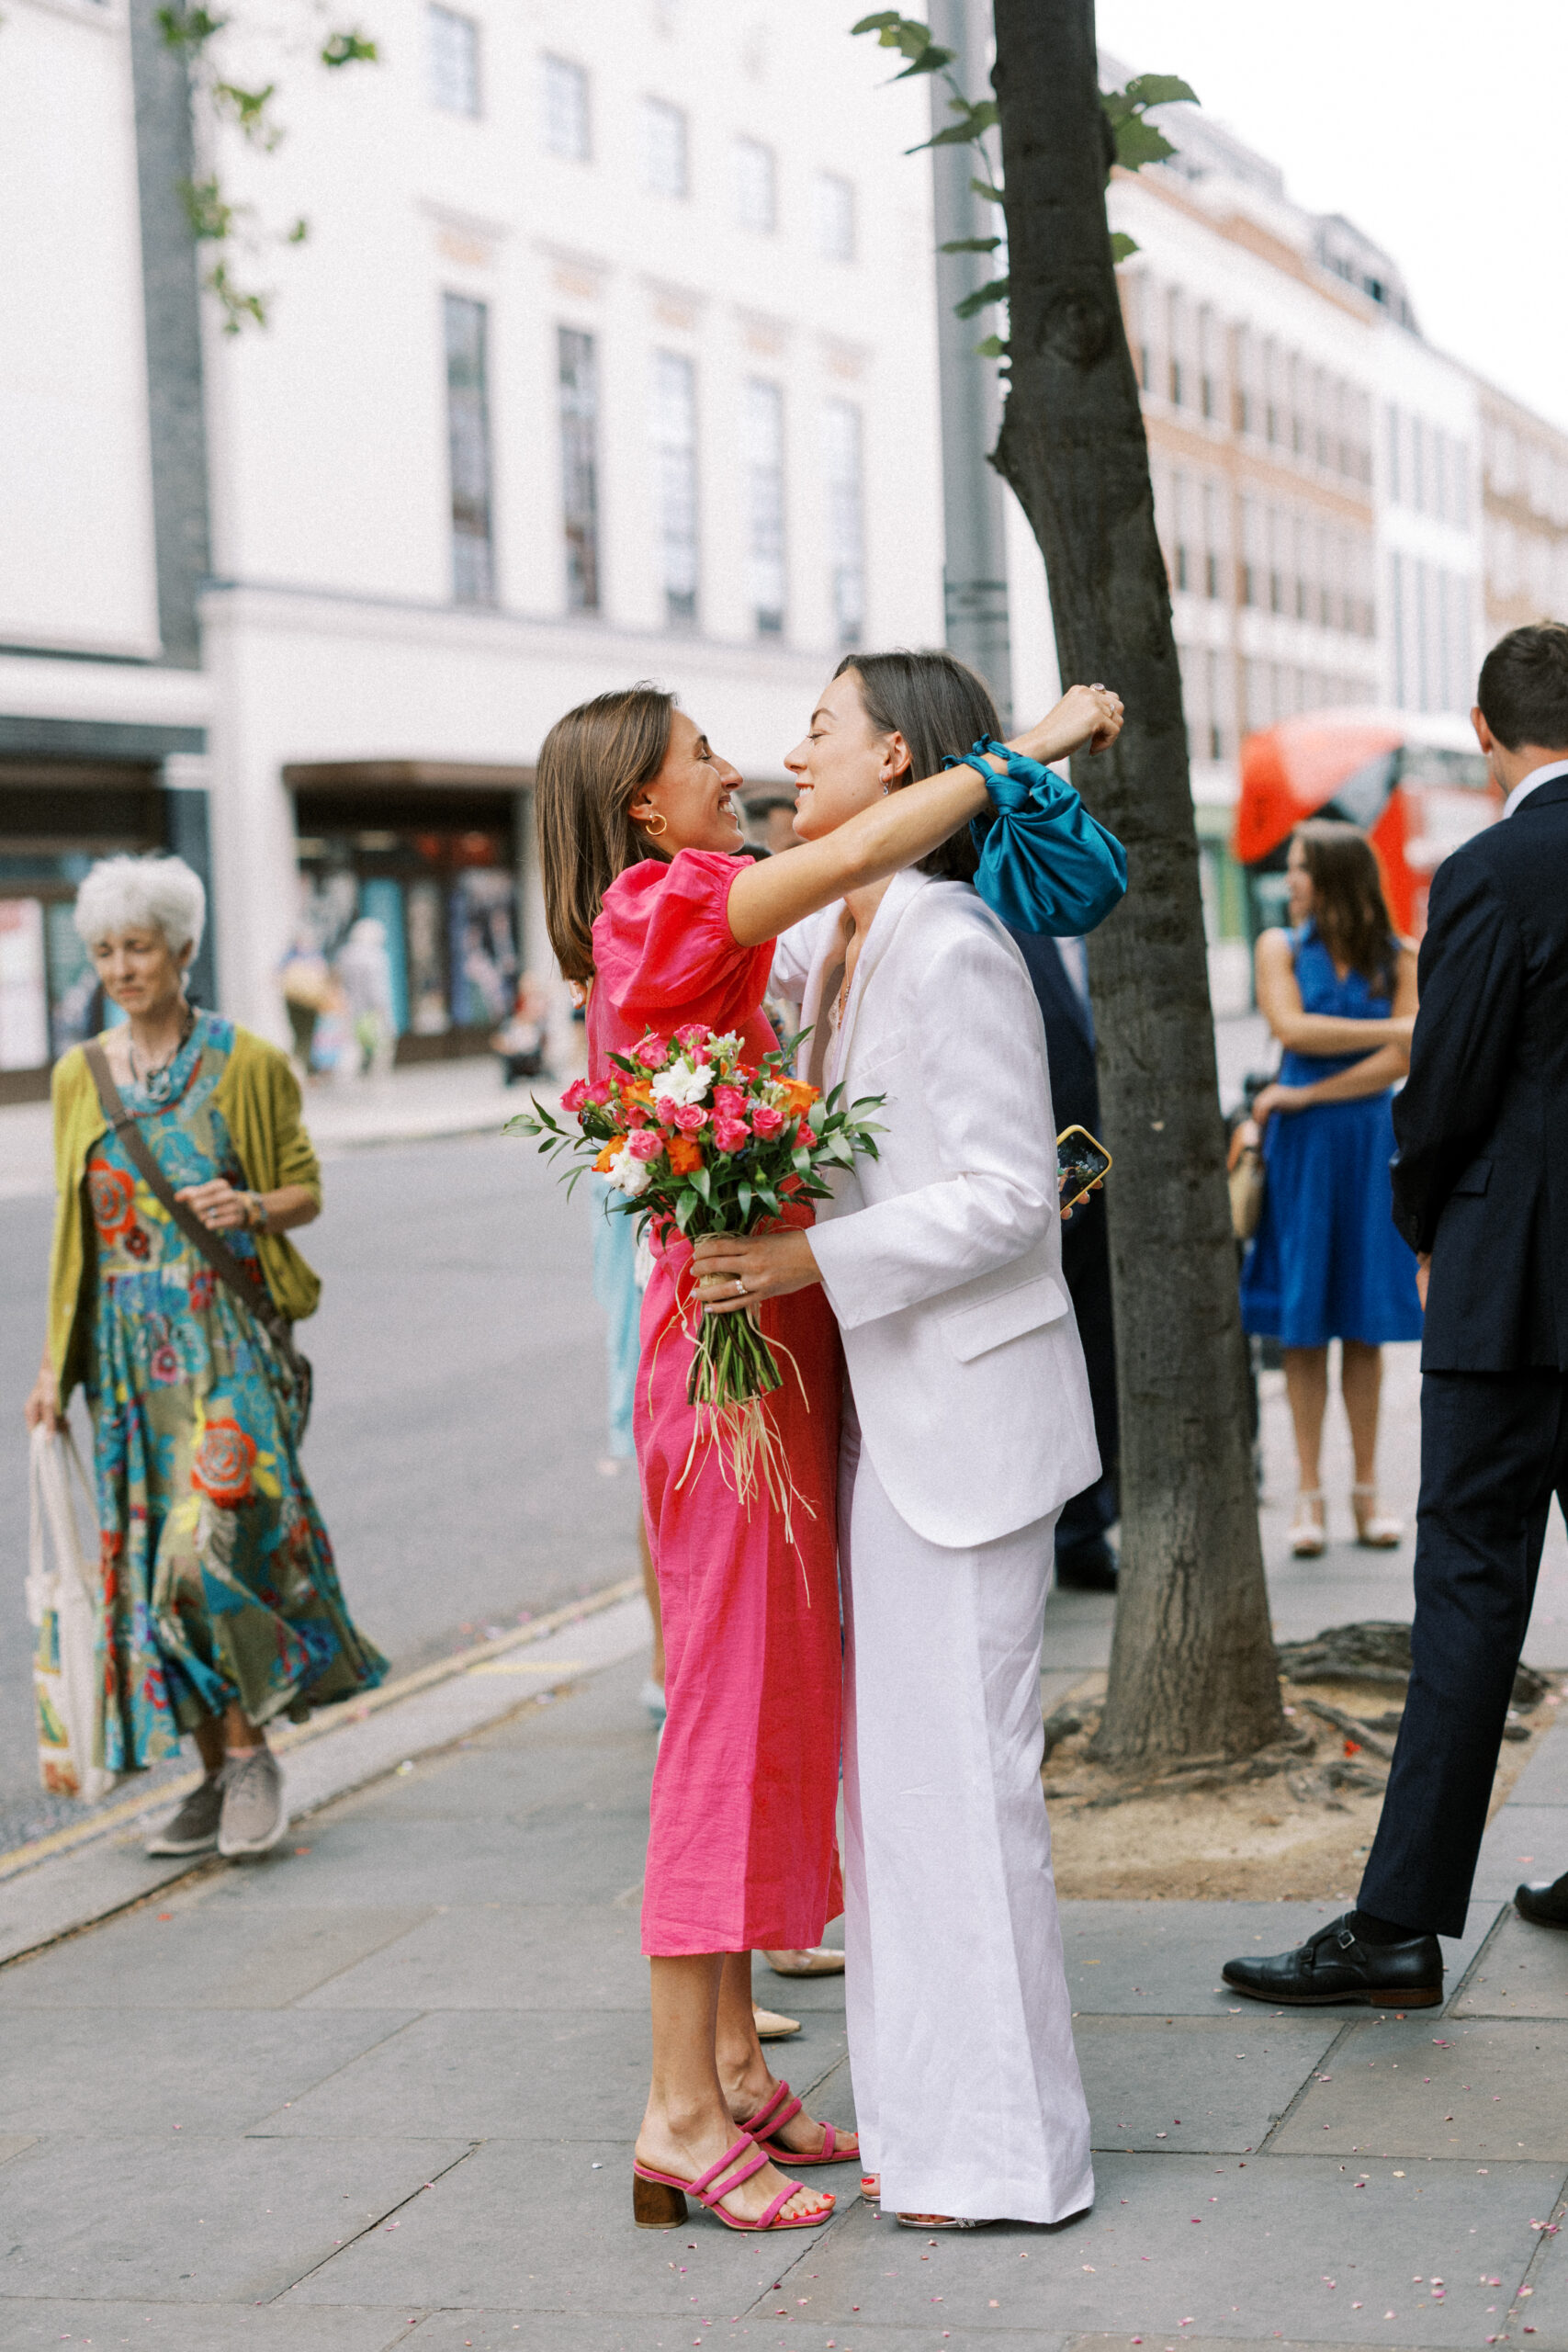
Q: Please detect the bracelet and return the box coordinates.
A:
[246,1191,269,1234]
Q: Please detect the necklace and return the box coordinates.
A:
[129,1002,196,1103]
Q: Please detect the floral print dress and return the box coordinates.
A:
[85,1014,385,1772]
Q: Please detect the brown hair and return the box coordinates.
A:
[1477,621,1568,751]
[535,684,675,980]
[1292,819,1399,994]
[833,647,1001,881]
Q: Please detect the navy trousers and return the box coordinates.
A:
[1359,1368,1568,1939]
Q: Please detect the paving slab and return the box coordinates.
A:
[1503,1716,1568,1808]
[0,1887,433,2010]
[0,2007,415,2135]
[1499,2199,1568,2346]
[0,2304,419,2351]
[402,2323,1064,2352]
[799,2153,1562,2346]
[1472,1808,1568,1900]
[1269,2015,1568,2161]
[1061,1901,1497,2018]
[282,2133,856,2314]
[1077,2014,1340,2154]
[1453,1905,1568,2017]
[192,1805,654,1913]
[0,2130,474,2303]
[296,1903,650,2012]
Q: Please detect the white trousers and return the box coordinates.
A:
[840,1408,1094,2223]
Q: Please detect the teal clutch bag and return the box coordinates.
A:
[944,736,1128,937]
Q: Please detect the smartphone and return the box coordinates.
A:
[1056,1124,1112,1213]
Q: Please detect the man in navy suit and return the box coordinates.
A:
[1224,622,1568,2008]
[1005,928,1120,1591]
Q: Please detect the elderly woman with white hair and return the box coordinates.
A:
[25,854,385,1859]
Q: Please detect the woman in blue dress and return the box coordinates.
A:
[1239,820,1423,1556]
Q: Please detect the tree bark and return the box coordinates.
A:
[989,0,1283,1764]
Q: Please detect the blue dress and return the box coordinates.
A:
[1239,923,1424,1349]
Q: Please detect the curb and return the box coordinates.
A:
[0,1574,648,1970]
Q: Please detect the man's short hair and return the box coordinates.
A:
[1477,622,1568,752]
[745,790,795,817]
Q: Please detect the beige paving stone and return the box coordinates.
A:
[1269,2015,1568,2160]
[1453,1906,1568,2018]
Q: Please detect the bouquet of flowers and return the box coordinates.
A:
[510,1023,883,1518]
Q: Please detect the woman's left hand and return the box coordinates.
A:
[175,1178,252,1233]
[693,1229,821,1316]
[1249,1083,1307,1130]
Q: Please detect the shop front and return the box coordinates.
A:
[283,761,533,1069]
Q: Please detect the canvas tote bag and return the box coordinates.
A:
[27,1423,116,1803]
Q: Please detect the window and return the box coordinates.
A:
[544,55,590,159]
[1239,496,1259,606]
[429,6,480,115]
[1197,306,1216,421]
[823,399,864,650]
[444,294,493,605]
[1386,403,1401,503]
[1205,648,1225,759]
[745,381,786,637]
[642,96,688,197]
[1201,481,1222,599]
[1167,288,1185,408]
[652,352,699,630]
[734,136,777,232]
[815,172,856,263]
[558,329,600,613]
[1171,470,1190,592]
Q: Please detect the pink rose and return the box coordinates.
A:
[560,1079,589,1114]
[654,1096,679,1127]
[627,1130,663,1162]
[674,1022,710,1051]
[626,1103,649,1127]
[586,1080,611,1105]
[750,1102,785,1138]
[635,1035,670,1069]
[673,1103,708,1134]
[712,1084,745,1116]
[713,1117,750,1152]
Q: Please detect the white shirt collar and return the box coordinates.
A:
[1503,756,1568,819]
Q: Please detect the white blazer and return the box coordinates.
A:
[774,868,1100,1550]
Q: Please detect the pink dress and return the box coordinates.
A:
[591,851,843,1957]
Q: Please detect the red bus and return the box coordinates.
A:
[1232,709,1499,942]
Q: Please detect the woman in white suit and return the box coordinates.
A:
[694,650,1122,2228]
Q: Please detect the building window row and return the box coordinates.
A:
[1484,418,1568,526]
[443,302,865,647]
[1237,497,1374,636]
[1388,553,1473,717]
[1486,515,1568,614]
[1127,276,1373,486]
[1385,405,1470,528]
[1241,656,1376,735]
[429,19,854,258]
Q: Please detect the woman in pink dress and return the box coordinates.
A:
[535,678,1118,2233]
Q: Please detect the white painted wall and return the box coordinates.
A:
[0,0,160,657]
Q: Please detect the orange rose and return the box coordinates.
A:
[592,1142,619,1173]
[776,1079,820,1116]
[625,1077,655,1104]
[666,1136,704,1175]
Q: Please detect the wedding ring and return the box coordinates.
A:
[734,1276,746,1297]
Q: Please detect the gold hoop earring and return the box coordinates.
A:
[641,809,668,839]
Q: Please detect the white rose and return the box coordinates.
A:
[658,1059,714,1107]
[607,1144,652,1197]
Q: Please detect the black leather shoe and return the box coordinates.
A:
[1516,1876,1568,1928]
[1055,1540,1119,1593]
[1222,1913,1443,2007]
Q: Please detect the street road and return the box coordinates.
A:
[0,1130,644,1853]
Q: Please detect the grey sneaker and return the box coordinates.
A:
[145,1773,225,1857]
[217,1748,288,1859]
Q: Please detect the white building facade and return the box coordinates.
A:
[1,0,943,1085]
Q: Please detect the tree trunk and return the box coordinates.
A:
[989,0,1283,1765]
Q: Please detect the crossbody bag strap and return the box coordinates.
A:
[81,1039,307,1385]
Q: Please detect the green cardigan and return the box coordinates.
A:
[47,1025,324,1402]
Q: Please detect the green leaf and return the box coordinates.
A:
[939,235,1000,254]
[890,42,955,78]
[288,217,310,244]
[1124,73,1199,108]
[1110,231,1140,265]
[974,333,1010,358]
[738,1181,753,1221]
[321,29,378,65]
[970,176,1006,206]
[180,175,235,242]
[214,80,280,147]
[1111,113,1177,170]
[912,96,999,153]
[675,1190,696,1233]
[954,274,1009,320]
[155,4,228,51]
[850,9,906,30]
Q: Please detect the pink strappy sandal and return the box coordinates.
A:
[632,2132,834,2232]
[740,2077,859,2168]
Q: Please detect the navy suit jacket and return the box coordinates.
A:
[1391,772,1568,1371]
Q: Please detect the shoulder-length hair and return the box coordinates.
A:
[1292,818,1400,993]
[535,684,675,981]
[833,648,1001,881]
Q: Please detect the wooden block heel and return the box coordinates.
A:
[633,2173,688,2227]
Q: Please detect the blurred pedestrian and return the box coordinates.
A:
[1223,623,1568,2007]
[1238,820,1421,1555]
[491,971,549,1085]
[744,789,801,856]
[25,855,385,1860]
[335,915,397,1077]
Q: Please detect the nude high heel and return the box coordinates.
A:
[1289,1489,1326,1557]
[1351,1484,1403,1547]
